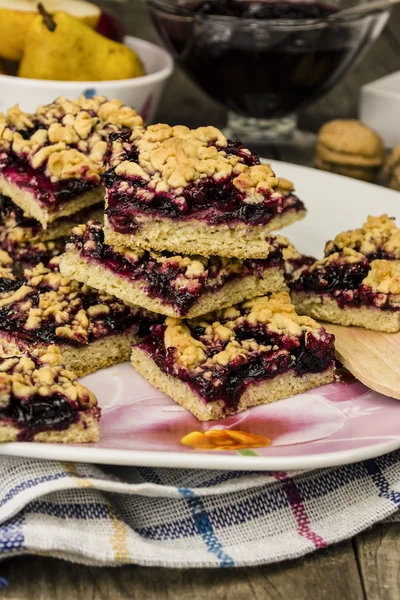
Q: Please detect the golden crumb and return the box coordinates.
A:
[363,260,400,295]
[0,346,97,410]
[325,214,400,259]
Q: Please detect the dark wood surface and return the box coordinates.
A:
[2,1,400,597]
[2,523,400,599]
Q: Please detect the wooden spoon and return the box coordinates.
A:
[323,323,400,400]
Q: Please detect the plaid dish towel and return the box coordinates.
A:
[0,453,399,568]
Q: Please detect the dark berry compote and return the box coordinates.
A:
[150,0,387,118]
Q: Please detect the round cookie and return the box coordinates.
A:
[385,144,400,191]
[314,119,384,182]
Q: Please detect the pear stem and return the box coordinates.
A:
[37,3,56,31]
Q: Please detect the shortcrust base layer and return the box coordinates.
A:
[0,175,104,229]
[0,409,100,443]
[130,346,335,421]
[104,210,306,259]
[60,249,287,319]
[292,291,400,333]
[0,330,139,378]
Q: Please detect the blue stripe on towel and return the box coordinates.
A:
[179,487,234,567]
[363,458,400,507]
[0,514,25,554]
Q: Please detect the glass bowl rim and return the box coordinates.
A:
[145,0,390,26]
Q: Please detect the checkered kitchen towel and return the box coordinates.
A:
[0,452,399,568]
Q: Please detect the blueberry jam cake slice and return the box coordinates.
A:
[103,124,306,258]
[0,258,157,377]
[59,220,294,318]
[0,97,143,228]
[291,249,400,332]
[131,292,335,421]
[0,193,104,245]
[0,346,100,443]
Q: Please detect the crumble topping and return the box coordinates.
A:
[106,123,291,203]
[0,257,152,346]
[363,260,400,295]
[163,292,323,371]
[0,96,143,184]
[0,249,15,280]
[0,236,64,269]
[0,346,97,410]
[310,247,366,270]
[325,214,400,259]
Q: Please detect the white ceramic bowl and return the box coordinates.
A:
[0,36,173,122]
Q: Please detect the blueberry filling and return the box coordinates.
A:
[70,222,284,315]
[291,260,400,311]
[0,193,41,231]
[1,163,96,208]
[0,278,20,293]
[293,260,370,293]
[105,176,304,229]
[1,394,77,441]
[139,322,334,409]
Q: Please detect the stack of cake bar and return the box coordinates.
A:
[0,96,143,271]
[0,97,167,443]
[61,123,336,421]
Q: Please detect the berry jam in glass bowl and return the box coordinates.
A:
[147,0,390,141]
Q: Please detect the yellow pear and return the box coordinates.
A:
[0,0,100,61]
[18,8,144,81]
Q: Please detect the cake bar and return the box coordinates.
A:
[0,193,104,244]
[59,220,294,318]
[0,346,100,443]
[0,97,143,228]
[0,193,103,271]
[103,125,306,258]
[291,215,400,332]
[131,292,335,421]
[0,257,158,377]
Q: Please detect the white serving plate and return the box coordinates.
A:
[1,160,400,471]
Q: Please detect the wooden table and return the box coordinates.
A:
[3,1,400,597]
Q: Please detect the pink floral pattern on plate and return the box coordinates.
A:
[81,363,400,458]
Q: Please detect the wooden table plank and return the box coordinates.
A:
[0,540,365,600]
[355,523,400,600]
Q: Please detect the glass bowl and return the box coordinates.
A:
[146,0,390,141]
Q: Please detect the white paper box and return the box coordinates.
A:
[360,71,400,149]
